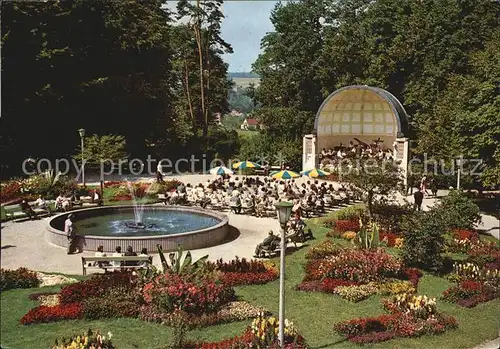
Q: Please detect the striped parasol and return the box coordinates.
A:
[232,161,261,170]
[271,170,300,180]
[209,166,233,175]
[300,168,330,178]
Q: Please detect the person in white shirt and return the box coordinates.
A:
[55,194,65,211]
[65,214,77,254]
[35,195,52,215]
[111,246,124,269]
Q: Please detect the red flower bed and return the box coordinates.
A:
[20,303,83,325]
[442,279,500,308]
[221,270,278,287]
[334,220,360,233]
[380,232,399,247]
[110,195,132,201]
[143,273,234,314]
[0,181,22,203]
[451,229,479,241]
[103,181,123,188]
[59,271,136,304]
[334,297,457,343]
[403,268,423,287]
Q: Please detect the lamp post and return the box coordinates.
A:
[456,158,463,190]
[275,201,293,348]
[78,128,86,186]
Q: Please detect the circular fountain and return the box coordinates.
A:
[46,206,229,252]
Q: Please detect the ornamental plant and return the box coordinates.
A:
[334,283,378,302]
[20,303,83,325]
[52,329,115,349]
[334,294,457,343]
[0,267,40,291]
[142,272,235,314]
[305,240,340,260]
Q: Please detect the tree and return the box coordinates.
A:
[343,159,403,217]
[176,0,233,138]
[1,1,176,176]
[73,134,128,168]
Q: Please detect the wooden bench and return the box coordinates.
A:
[81,255,153,275]
[3,202,52,222]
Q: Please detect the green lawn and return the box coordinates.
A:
[1,222,499,349]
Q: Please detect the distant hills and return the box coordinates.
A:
[228,72,259,79]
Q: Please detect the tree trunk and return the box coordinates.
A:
[367,191,374,218]
[194,0,206,137]
[183,59,195,123]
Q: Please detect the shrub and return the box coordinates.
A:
[451,229,479,241]
[82,288,140,320]
[0,180,22,203]
[322,204,365,228]
[143,272,235,315]
[437,190,482,230]
[378,281,415,295]
[401,210,447,272]
[0,267,40,291]
[51,329,116,349]
[305,240,341,260]
[59,271,137,304]
[371,201,414,233]
[20,303,83,325]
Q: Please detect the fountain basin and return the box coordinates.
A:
[46,206,229,253]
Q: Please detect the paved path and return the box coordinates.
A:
[0,211,278,274]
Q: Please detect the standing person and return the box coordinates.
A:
[156,161,164,183]
[420,175,428,195]
[414,189,424,211]
[65,214,77,254]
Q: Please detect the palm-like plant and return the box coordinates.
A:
[157,244,208,275]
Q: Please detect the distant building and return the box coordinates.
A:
[230,109,244,117]
[213,112,222,125]
[240,118,260,130]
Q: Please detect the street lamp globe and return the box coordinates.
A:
[275,201,293,227]
[78,128,86,138]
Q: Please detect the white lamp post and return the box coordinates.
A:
[78,128,86,186]
[275,201,293,348]
[456,158,463,190]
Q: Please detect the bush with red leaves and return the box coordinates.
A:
[20,303,83,325]
[59,271,136,304]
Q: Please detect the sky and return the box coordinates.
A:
[165,1,277,72]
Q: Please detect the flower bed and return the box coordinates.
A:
[20,303,83,325]
[188,314,307,349]
[0,267,41,291]
[326,219,360,237]
[299,245,422,300]
[52,329,115,349]
[334,294,457,343]
[442,261,500,308]
[210,258,279,287]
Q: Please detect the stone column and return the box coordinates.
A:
[302,134,317,172]
[395,137,409,187]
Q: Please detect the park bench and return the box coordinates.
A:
[257,240,279,258]
[158,193,169,205]
[2,201,53,222]
[81,255,154,275]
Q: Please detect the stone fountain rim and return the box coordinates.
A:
[46,205,229,241]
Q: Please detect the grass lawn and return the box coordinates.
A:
[1,222,499,349]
